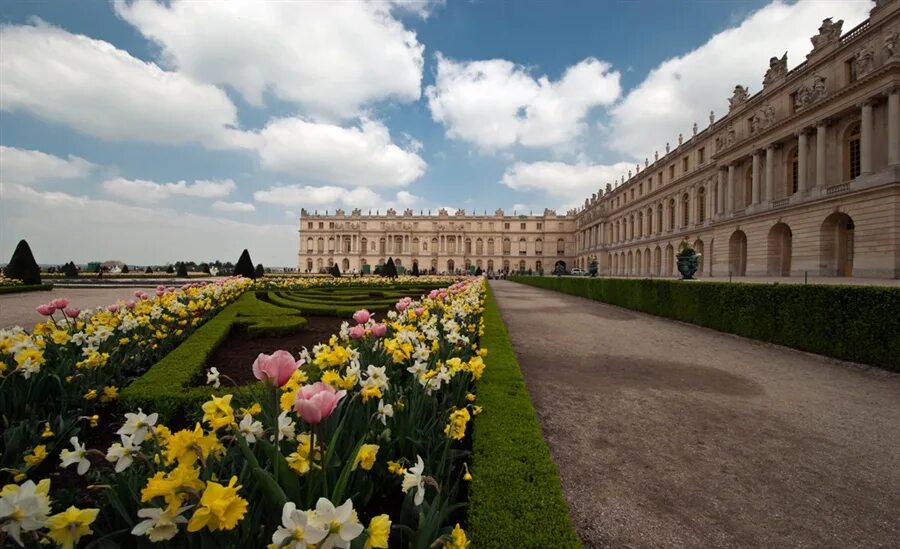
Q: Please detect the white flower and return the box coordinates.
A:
[406,360,427,377]
[0,479,51,545]
[106,434,138,473]
[271,502,328,548]
[376,400,394,426]
[364,365,388,390]
[59,436,90,475]
[117,409,158,441]
[239,413,263,444]
[206,367,221,388]
[401,455,426,506]
[276,411,295,442]
[131,505,188,542]
[311,498,364,549]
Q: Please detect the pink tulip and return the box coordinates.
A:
[133,290,144,298]
[125,300,136,309]
[107,304,119,313]
[64,308,81,318]
[293,382,346,424]
[352,309,371,324]
[51,298,70,309]
[252,350,300,387]
[414,307,425,317]
[428,290,439,299]
[348,325,366,340]
[371,323,387,338]
[36,303,56,316]
[395,298,411,312]
[155,288,165,297]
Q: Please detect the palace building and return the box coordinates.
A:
[300,1,900,279]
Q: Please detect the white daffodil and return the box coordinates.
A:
[276,411,295,442]
[271,502,328,548]
[364,365,388,390]
[0,479,51,545]
[401,455,426,506]
[312,498,364,549]
[117,408,158,441]
[406,360,427,377]
[59,436,90,475]
[376,400,394,426]
[206,367,221,388]
[239,413,263,444]
[106,434,138,473]
[131,505,188,542]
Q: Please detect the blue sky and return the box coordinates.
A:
[0,0,873,266]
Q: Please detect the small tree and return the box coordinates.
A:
[329,264,341,277]
[200,263,211,274]
[145,266,153,274]
[234,249,256,279]
[63,261,79,278]
[411,262,420,276]
[166,264,175,274]
[254,263,265,278]
[373,264,382,276]
[383,257,398,278]
[176,262,188,277]
[6,240,41,284]
[121,264,130,274]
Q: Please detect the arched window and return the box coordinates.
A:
[487,238,495,255]
[503,238,511,254]
[535,260,542,272]
[845,123,861,181]
[412,238,419,251]
[698,187,706,222]
[535,238,543,254]
[637,212,643,238]
[647,207,654,234]
[379,238,386,254]
[465,238,472,255]
[518,238,527,254]
[787,148,799,195]
[744,168,752,206]
[668,199,676,230]
[317,238,325,252]
[629,215,635,240]
[306,238,314,253]
[431,238,438,252]
[476,238,483,255]
[682,193,690,226]
[656,204,663,234]
[361,238,368,253]
[328,237,335,252]
[306,259,313,272]
[556,238,565,254]
[518,260,526,272]
[487,259,494,272]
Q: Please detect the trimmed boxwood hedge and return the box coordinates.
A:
[0,283,53,295]
[509,277,900,371]
[469,285,581,548]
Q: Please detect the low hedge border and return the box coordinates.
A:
[509,276,900,371]
[120,292,306,420]
[469,285,581,547]
[0,283,53,295]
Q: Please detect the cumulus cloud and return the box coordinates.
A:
[254,184,422,211]
[0,22,252,149]
[609,0,872,159]
[102,177,236,203]
[501,160,635,205]
[426,54,620,151]
[0,146,96,185]
[114,0,424,119]
[255,118,426,187]
[212,200,255,212]
[0,184,295,266]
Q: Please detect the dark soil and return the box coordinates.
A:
[207,316,345,386]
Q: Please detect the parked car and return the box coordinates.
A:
[570,268,585,276]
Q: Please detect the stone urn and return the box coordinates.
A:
[677,252,700,280]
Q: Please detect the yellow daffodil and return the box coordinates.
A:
[201,394,235,431]
[353,444,379,471]
[364,514,391,549]
[186,476,248,532]
[47,506,99,549]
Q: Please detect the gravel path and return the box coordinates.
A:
[0,287,154,329]
[490,279,900,548]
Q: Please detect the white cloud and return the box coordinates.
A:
[501,160,634,205]
[609,0,872,159]
[114,0,424,119]
[0,22,252,149]
[426,54,620,151]
[212,200,255,212]
[255,118,426,187]
[254,184,422,212]
[0,184,295,266]
[102,177,236,203]
[0,146,96,185]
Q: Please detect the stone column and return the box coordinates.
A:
[727,164,735,213]
[765,146,774,203]
[751,152,761,205]
[717,168,726,214]
[816,123,827,188]
[797,131,808,193]
[889,87,900,166]
[861,99,874,175]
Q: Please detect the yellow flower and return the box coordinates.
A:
[321,370,343,388]
[186,476,248,532]
[89,415,99,428]
[467,356,485,380]
[443,408,470,441]
[0,360,6,376]
[83,389,98,401]
[24,445,48,467]
[353,444,379,471]
[364,514,391,549]
[386,461,406,476]
[340,374,357,391]
[165,424,223,466]
[41,422,54,439]
[286,434,314,475]
[462,463,472,482]
[465,392,476,402]
[51,330,71,345]
[472,405,483,416]
[201,394,235,431]
[360,385,382,403]
[240,403,262,416]
[141,463,206,509]
[445,523,469,549]
[47,506,99,549]
[100,386,119,403]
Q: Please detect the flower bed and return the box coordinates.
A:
[1,277,486,548]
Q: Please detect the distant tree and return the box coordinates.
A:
[411,262,420,276]
[166,265,175,274]
[200,263,211,274]
[374,265,383,276]
[176,262,188,277]
[254,263,265,278]
[383,257,398,278]
[46,266,57,274]
[121,264,130,274]
[145,266,153,274]
[234,249,256,279]
[5,239,41,284]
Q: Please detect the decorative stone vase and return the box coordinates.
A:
[677,253,699,280]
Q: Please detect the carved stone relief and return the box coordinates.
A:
[763,52,788,87]
[811,18,843,51]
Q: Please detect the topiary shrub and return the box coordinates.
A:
[145,266,153,274]
[234,249,256,279]
[384,257,398,278]
[176,262,188,277]
[329,264,341,277]
[255,263,265,278]
[121,264,130,274]
[5,240,41,285]
[63,261,79,278]
[166,265,175,274]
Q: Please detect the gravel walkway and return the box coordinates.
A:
[0,287,154,329]
[490,279,900,548]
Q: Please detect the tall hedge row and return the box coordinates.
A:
[509,277,900,371]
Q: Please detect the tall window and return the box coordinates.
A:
[502,238,511,254]
[745,169,753,206]
[306,238,314,253]
[656,204,663,234]
[788,148,799,195]
[846,123,861,180]
[668,199,675,230]
[476,238,483,255]
[698,187,706,222]
[487,238,495,255]
[846,58,858,84]
[535,238,543,254]
[637,212,643,237]
[518,238,527,255]
[698,147,705,164]
[556,238,565,254]
[681,193,690,226]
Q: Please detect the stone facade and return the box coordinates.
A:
[300,1,900,279]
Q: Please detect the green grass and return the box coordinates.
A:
[259,283,445,317]
[469,285,581,548]
[0,283,53,295]
[510,276,900,372]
